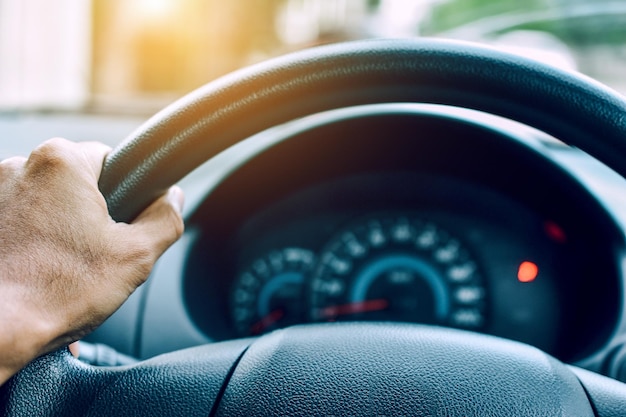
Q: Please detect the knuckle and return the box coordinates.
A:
[0,156,27,195]
[0,155,27,173]
[42,137,71,147]
[28,138,74,172]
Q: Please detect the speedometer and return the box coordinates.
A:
[309,215,487,330]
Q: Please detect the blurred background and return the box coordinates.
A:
[0,0,625,115]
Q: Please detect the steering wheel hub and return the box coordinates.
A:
[217,323,593,416]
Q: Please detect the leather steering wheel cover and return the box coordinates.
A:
[215,323,595,416]
[99,38,626,223]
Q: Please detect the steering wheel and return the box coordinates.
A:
[3,38,626,416]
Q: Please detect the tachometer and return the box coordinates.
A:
[309,215,487,329]
[231,247,315,336]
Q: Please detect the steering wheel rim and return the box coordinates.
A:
[99,38,626,223]
[4,38,626,416]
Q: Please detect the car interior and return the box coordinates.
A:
[2,1,626,415]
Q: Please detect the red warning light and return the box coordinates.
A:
[518,261,538,283]
[544,221,567,243]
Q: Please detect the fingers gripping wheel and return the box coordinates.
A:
[5,39,626,415]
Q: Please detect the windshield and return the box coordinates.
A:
[1,0,624,115]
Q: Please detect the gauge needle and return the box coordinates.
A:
[319,299,389,319]
[250,309,285,335]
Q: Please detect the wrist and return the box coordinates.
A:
[0,286,56,385]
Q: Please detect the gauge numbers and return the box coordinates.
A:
[231,248,315,336]
[309,216,487,329]
[231,215,487,336]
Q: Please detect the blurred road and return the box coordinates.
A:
[0,112,145,159]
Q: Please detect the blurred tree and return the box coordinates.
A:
[423,0,626,48]
[423,0,547,35]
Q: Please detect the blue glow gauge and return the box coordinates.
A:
[232,247,315,336]
[309,215,487,329]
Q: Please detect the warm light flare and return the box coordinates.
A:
[132,0,178,21]
[518,261,539,283]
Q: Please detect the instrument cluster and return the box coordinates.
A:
[232,213,488,337]
[221,173,571,355]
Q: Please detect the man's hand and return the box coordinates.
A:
[0,138,184,385]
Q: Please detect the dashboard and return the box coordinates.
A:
[89,104,626,370]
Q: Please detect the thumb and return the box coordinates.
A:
[128,186,185,258]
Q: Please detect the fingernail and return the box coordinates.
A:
[69,341,80,358]
[168,186,184,214]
